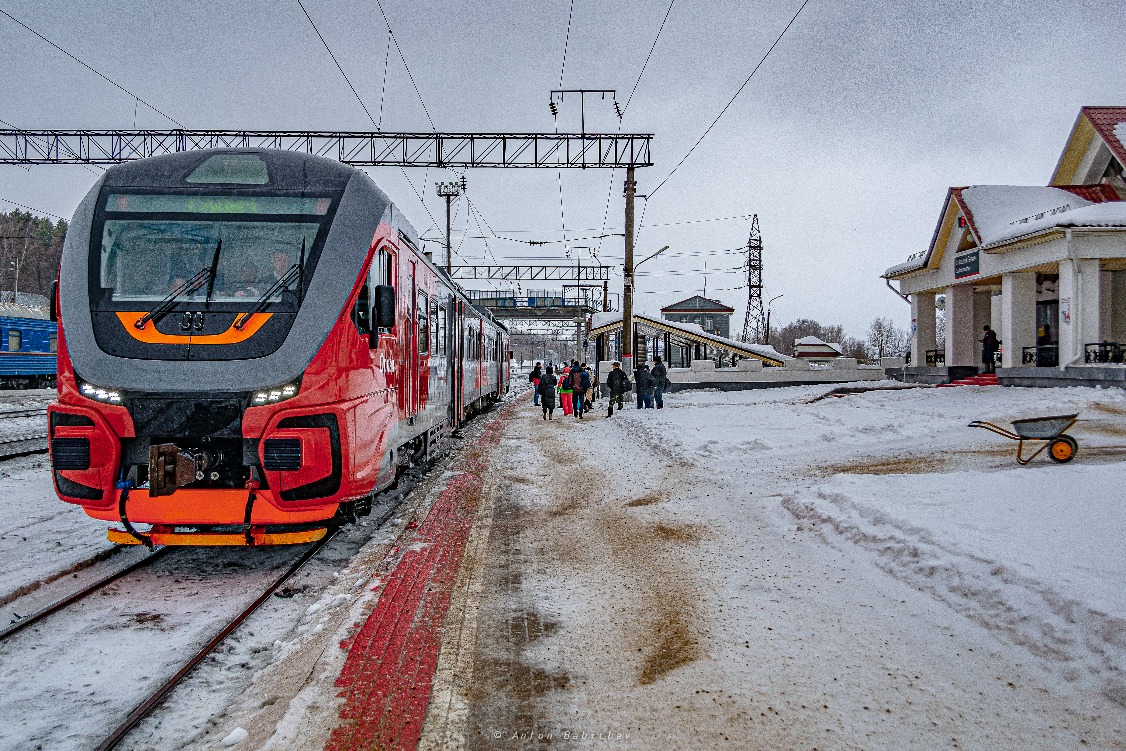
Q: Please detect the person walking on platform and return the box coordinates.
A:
[572,364,592,419]
[587,364,599,408]
[651,356,668,409]
[606,362,630,417]
[538,366,558,420]
[559,367,574,416]
[636,364,655,409]
[529,362,543,406]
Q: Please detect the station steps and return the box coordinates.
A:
[936,373,999,388]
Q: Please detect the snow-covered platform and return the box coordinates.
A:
[421,382,1126,748]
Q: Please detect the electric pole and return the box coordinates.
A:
[740,214,765,343]
[621,166,636,373]
[435,176,466,274]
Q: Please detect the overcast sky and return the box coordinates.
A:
[1,0,1123,337]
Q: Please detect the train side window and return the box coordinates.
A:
[8,329,20,352]
[417,291,429,355]
[49,332,57,353]
[353,282,372,336]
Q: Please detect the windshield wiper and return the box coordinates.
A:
[233,238,305,331]
[134,239,222,330]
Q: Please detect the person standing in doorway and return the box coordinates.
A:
[538,366,558,420]
[980,325,1000,374]
[651,356,668,409]
[606,361,630,417]
[529,362,543,407]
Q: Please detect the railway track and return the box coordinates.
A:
[0,407,48,459]
[1,531,337,750]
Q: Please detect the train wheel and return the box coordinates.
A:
[1049,435,1077,463]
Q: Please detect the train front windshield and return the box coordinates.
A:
[87,191,339,361]
[94,194,333,308]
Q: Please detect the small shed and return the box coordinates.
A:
[793,336,842,362]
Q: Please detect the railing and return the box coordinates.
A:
[925,349,945,366]
[1084,342,1124,364]
[1022,345,1059,367]
[463,292,600,309]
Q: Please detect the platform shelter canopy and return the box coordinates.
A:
[589,312,789,366]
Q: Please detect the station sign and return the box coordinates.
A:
[954,249,980,279]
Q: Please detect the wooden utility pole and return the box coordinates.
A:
[622,166,636,372]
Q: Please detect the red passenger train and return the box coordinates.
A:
[48,150,509,545]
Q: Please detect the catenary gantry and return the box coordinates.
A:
[0,130,652,168]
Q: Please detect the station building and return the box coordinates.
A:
[885,106,1126,387]
[659,295,735,339]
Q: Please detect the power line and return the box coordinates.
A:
[377,28,392,129]
[622,0,677,114]
[372,0,437,132]
[647,0,812,199]
[0,9,184,128]
[0,197,67,221]
[295,0,378,127]
[558,0,577,88]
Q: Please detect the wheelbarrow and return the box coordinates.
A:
[968,413,1079,464]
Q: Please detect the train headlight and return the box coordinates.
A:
[251,380,301,406]
[77,380,123,404]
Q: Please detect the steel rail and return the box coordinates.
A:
[0,547,171,641]
[94,529,338,751]
[0,434,48,459]
[0,408,48,420]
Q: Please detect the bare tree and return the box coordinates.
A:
[866,317,908,359]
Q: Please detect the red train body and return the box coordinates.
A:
[48,150,508,545]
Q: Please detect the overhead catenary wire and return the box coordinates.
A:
[292,1,439,229]
[646,0,812,200]
[0,9,184,128]
[0,197,67,222]
[372,0,437,133]
[295,0,378,127]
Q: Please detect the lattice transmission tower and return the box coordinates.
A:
[740,215,765,343]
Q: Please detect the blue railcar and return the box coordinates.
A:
[0,315,57,388]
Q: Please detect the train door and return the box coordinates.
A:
[453,301,464,426]
[407,260,419,420]
[416,286,429,418]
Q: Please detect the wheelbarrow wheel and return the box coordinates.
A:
[1049,434,1078,463]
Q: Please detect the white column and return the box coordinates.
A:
[1058,258,1103,367]
[945,284,976,367]
[910,291,936,367]
[1001,272,1036,369]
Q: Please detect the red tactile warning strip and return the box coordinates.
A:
[325,401,518,751]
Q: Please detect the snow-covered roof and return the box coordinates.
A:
[589,311,791,364]
[884,184,1126,278]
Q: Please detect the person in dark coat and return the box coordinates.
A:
[529,362,543,406]
[651,356,668,409]
[637,364,655,409]
[606,362,630,417]
[980,325,1000,374]
[538,366,558,420]
[572,365,592,419]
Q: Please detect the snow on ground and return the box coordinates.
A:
[427,382,1126,749]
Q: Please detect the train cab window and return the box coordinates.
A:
[353,282,372,335]
[7,330,20,352]
[417,291,429,355]
[49,332,57,353]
